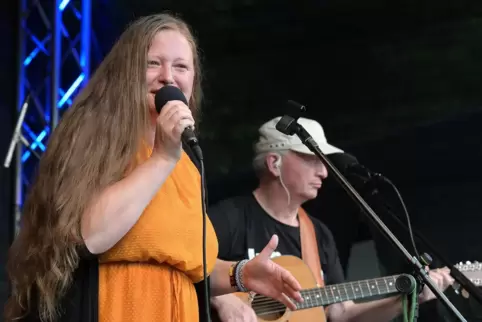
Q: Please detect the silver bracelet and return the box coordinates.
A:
[235,259,249,292]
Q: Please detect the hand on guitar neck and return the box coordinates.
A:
[418,266,454,303]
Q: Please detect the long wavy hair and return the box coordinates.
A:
[4,13,202,322]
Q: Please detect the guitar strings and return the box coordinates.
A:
[251,290,393,315]
[252,286,396,316]
[250,283,396,307]
[250,278,397,316]
[251,285,394,310]
[252,276,397,306]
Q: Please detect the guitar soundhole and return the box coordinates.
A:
[252,294,286,320]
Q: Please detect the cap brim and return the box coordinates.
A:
[290,143,343,155]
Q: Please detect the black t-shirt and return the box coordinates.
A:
[208,194,345,286]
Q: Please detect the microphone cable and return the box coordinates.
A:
[199,153,211,322]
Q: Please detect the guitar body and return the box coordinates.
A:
[213,256,326,322]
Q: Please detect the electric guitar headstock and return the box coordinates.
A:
[453,261,482,298]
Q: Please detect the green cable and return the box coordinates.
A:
[409,288,418,322]
[402,288,418,322]
[402,294,408,322]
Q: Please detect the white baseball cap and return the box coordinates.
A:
[254,116,343,155]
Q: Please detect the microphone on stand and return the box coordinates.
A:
[329,152,482,306]
[154,86,202,160]
[327,153,388,196]
[154,86,210,322]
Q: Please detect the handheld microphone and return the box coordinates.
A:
[154,86,202,160]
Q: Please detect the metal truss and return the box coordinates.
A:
[13,0,92,235]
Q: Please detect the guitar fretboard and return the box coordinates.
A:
[251,274,403,316]
[296,275,400,310]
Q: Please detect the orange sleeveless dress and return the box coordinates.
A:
[98,149,219,322]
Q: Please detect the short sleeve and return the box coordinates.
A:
[208,198,245,260]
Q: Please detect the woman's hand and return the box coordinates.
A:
[242,235,303,311]
[152,100,194,162]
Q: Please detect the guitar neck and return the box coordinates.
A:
[297,275,401,310]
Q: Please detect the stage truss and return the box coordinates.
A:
[13,0,92,234]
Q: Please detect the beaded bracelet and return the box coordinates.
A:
[235,259,249,292]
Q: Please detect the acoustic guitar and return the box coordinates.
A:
[213,256,482,322]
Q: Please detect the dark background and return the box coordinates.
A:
[0,0,19,310]
[1,0,482,319]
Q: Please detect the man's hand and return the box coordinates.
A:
[419,267,455,303]
[242,235,302,310]
[211,294,258,322]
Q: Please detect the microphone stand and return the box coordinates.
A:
[275,112,467,322]
[366,187,482,305]
[4,94,41,168]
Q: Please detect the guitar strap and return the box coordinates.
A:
[298,207,325,287]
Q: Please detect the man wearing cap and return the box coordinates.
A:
[209,117,454,322]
